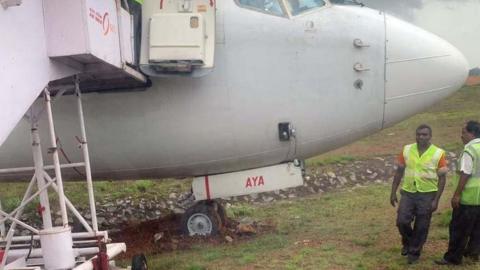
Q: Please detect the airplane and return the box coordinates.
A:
[0,0,469,269]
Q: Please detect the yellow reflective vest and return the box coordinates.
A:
[458,142,480,205]
[401,143,445,193]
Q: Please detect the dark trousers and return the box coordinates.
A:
[397,191,436,258]
[444,204,480,264]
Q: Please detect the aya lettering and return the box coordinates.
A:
[245,176,265,188]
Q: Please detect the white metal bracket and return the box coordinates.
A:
[1,0,22,10]
[353,38,370,48]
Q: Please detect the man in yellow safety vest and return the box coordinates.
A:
[436,120,480,265]
[390,124,448,264]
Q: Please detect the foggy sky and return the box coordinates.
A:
[361,0,480,68]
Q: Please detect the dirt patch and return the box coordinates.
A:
[466,76,480,86]
[109,154,457,259]
[110,214,275,259]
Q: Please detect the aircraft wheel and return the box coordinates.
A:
[131,254,148,270]
[181,202,220,236]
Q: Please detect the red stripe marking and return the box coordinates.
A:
[160,0,163,9]
[204,176,211,200]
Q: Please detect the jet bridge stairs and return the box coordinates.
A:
[0,0,148,269]
[0,0,216,269]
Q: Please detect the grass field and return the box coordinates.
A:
[0,178,192,212]
[140,182,478,270]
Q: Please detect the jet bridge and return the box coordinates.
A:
[0,0,149,148]
[0,0,149,269]
[0,0,217,147]
[0,0,218,268]
[43,0,148,93]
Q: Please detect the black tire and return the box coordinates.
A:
[181,202,220,236]
[131,254,148,270]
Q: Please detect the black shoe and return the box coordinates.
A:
[407,255,419,264]
[434,258,458,265]
[401,247,408,256]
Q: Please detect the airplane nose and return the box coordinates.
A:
[383,15,469,127]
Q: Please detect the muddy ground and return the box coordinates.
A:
[111,213,275,259]
[108,154,415,258]
[108,153,458,258]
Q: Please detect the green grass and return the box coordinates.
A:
[0,178,191,213]
[137,182,479,270]
[306,155,357,167]
[226,204,256,218]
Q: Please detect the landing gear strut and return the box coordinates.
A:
[184,162,304,236]
[181,200,226,236]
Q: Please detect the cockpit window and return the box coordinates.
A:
[285,0,326,16]
[236,0,286,17]
[330,0,363,6]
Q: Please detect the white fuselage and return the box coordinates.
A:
[0,1,468,180]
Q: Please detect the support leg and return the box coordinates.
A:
[43,172,93,233]
[31,124,53,229]
[75,79,98,232]
[44,89,69,227]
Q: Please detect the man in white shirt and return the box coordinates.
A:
[436,120,480,265]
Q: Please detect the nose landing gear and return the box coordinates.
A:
[181,201,226,236]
